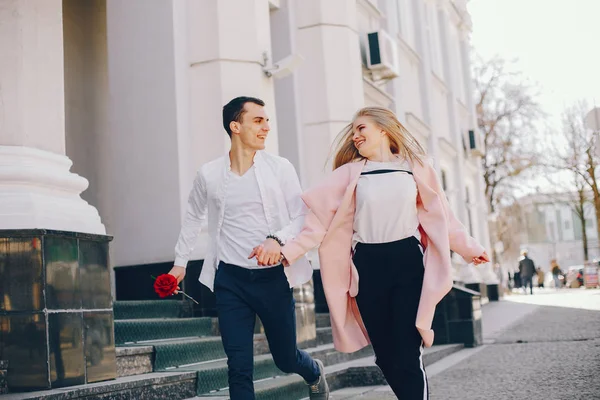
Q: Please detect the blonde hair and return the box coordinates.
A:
[332,107,426,170]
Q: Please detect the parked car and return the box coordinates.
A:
[565,265,584,288]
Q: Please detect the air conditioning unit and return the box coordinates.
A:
[366,30,399,80]
[468,129,484,157]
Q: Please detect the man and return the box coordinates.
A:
[518,250,536,295]
[168,97,329,399]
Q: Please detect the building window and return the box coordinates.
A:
[555,209,563,241]
[564,220,570,230]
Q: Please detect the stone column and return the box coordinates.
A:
[412,0,440,166]
[293,0,364,188]
[0,0,105,235]
[436,6,483,284]
[459,33,493,258]
[187,0,279,169]
[437,5,468,222]
[290,1,363,315]
[270,0,305,175]
[0,0,114,392]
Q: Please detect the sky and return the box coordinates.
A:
[468,0,600,128]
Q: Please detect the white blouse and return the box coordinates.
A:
[352,158,420,248]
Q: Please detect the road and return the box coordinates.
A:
[332,288,600,399]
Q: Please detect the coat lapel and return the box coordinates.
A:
[327,161,365,233]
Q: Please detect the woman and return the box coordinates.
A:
[268,107,488,398]
[551,259,562,288]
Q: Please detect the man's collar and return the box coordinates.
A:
[225,150,263,172]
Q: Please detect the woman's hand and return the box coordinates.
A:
[248,238,282,266]
[472,251,490,265]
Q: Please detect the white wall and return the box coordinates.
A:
[105,0,184,266]
[63,0,108,221]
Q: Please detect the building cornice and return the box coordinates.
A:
[356,0,382,19]
[438,136,459,157]
[405,112,431,140]
[363,77,394,106]
[397,33,421,64]
[431,71,448,94]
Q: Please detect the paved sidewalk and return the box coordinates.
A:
[331,289,600,399]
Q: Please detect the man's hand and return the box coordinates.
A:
[168,266,186,293]
[472,251,490,265]
[249,238,282,267]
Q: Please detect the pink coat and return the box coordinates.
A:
[281,158,485,352]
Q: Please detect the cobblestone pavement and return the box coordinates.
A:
[332,289,600,400]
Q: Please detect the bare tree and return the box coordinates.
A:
[473,55,544,213]
[571,177,589,260]
[555,101,600,252]
[490,195,527,268]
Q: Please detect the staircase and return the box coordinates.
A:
[4,300,463,399]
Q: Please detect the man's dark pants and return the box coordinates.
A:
[214,262,319,399]
[522,276,534,294]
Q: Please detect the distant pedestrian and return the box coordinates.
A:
[518,250,536,295]
[514,270,522,289]
[551,259,562,288]
[536,267,545,288]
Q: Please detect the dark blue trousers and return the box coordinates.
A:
[214,262,319,400]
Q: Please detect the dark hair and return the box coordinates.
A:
[222,96,265,137]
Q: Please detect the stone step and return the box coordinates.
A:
[176,343,374,395]
[116,331,317,378]
[114,300,192,320]
[115,318,332,373]
[0,371,197,400]
[195,356,378,400]
[150,337,228,371]
[4,344,461,399]
[116,346,154,377]
[315,313,331,328]
[192,344,463,400]
[316,327,332,346]
[115,317,216,344]
[328,343,467,399]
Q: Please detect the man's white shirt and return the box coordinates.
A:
[218,165,270,267]
[174,151,312,291]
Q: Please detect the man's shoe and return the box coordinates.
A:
[307,359,329,399]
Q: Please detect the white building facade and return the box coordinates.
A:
[0,0,491,286]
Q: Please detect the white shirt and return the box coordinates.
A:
[218,166,270,267]
[174,151,312,291]
[353,159,420,247]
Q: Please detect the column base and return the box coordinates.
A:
[0,146,105,235]
[0,229,115,392]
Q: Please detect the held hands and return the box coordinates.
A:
[248,238,284,267]
[472,251,490,265]
[167,265,186,293]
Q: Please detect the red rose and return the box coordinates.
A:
[154,274,178,298]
